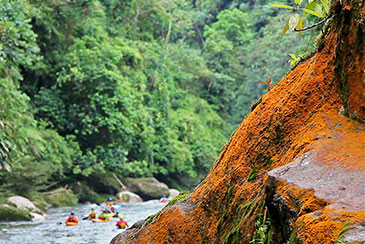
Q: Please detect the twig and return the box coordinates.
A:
[112,173,127,189]
[294,14,332,32]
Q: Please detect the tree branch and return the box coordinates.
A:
[294,14,332,32]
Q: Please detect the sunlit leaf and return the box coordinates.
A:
[281,21,289,37]
[305,1,317,11]
[272,4,295,9]
[315,3,325,16]
[320,0,329,14]
[297,14,304,35]
[289,53,297,59]
[289,14,299,31]
[294,0,303,5]
[302,8,324,17]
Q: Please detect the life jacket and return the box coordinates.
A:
[66,216,78,223]
[89,211,96,218]
[116,220,127,228]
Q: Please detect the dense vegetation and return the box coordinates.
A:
[1,0,320,200]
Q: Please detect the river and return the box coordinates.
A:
[0,201,166,244]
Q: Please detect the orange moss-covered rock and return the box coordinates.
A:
[110,0,364,243]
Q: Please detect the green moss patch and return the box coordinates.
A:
[0,205,32,221]
[43,190,78,207]
[168,190,190,207]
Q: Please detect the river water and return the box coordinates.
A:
[0,201,166,244]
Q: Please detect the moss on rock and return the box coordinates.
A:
[0,205,32,221]
[43,189,78,207]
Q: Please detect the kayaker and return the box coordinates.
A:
[160,195,168,203]
[116,215,128,229]
[107,197,115,206]
[98,212,109,220]
[110,205,118,214]
[66,212,78,224]
[87,208,97,219]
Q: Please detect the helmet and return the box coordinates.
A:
[118,214,124,219]
[108,197,113,201]
[91,208,94,210]
[70,212,74,216]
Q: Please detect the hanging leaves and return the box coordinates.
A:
[302,8,324,17]
[273,0,329,37]
[297,14,304,34]
[281,22,290,37]
[289,14,300,31]
[294,0,304,5]
[272,4,295,9]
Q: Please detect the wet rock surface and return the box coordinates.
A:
[109,1,365,243]
[124,177,170,200]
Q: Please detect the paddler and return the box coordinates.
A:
[66,212,78,224]
[106,197,115,206]
[87,208,97,219]
[116,215,128,229]
[98,212,110,221]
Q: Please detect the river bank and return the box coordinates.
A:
[0,202,165,244]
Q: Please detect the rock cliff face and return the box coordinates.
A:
[110,1,364,243]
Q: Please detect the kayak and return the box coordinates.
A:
[92,218,112,223]
[105,213,116,218]
[66,221,78,226]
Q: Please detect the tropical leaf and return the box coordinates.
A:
[297,14,304,35]
[289,53,297,59]
[302,8,324,17]
[320,0,329,14]
[281,21,289,37]
[272,4,295,9]
[289,14,300,31]
[305,1,317,11]
[294,0,303,5]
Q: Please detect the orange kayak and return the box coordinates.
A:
[91,218,112,223]
[66,221,78,226]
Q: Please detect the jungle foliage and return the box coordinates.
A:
[0,0,321,196]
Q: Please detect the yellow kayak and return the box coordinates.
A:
[66,221,78,226]
[92,218,112,223]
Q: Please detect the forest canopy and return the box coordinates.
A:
[0,0,321,196]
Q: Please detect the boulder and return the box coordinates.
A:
[0,204,32,221]
[43,189,78,207]
[168,189,180,200]
[110,220,145,244]
[6,196,41,213]
[124,177,169,200]
[117,191,143,203]
[109,1,365,243]
[30,212,47,221]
